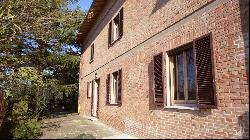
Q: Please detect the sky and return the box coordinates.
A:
[68,0,93,11]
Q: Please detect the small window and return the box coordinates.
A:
[108,8,123,46]
[90,44,94,63]
[106,69,122,105]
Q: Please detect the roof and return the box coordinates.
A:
[76,0,109,45]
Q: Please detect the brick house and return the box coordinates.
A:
[77,0,249,139]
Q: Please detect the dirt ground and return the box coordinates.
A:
[39,113,136,139]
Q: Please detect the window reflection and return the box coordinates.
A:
[187,48,196,100]
[174,52,184,100]
[173,46,196,102]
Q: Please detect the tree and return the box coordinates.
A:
[0,0,86,138]
[0,0,85,69]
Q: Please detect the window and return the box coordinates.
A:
[106,69,122,105]
[87,81,92,98]
[90,44,94,63]
[153,34,217,109]
[172,44,196,105]
[108,8,123,46]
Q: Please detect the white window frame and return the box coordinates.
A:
[165,52,198,110]
[110,71,119,105]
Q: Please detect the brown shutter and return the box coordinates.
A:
[92,44,94,59]
[106,74,110,105]
[117,69,122,104]
[153,53,164,108]
[87,82,90,98]
[108,22,112,46]
[91,44,94,61]
[194,34,216,109]
[119,8,123,37]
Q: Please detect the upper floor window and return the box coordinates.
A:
[90,44,94,63]
[108,8,123,46]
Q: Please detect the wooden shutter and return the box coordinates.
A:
[91,44,94,61]
[153,53,164,107]
[194,35,216,109]
[106,74,110,104]
[119,8,123,37]
[108,22,112,46]
[117,69,122,104]
[87,81,92,98]
[87,82,90,98]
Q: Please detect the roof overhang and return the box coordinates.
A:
[76,0,109,46]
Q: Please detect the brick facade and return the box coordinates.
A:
[78,0,249,138]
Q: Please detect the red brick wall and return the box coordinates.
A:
[79,0,249,138]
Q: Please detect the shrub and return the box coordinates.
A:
[11,119,42,139]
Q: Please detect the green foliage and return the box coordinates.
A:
[0,0,85,139]
[11,119,42,139]
[12,100,29,120]
[0,0,85,71]
[4,67,45,118]
[0,0,85,47]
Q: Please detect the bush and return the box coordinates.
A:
[11,119,42,139]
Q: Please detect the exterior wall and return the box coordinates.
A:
[79,0,249,139]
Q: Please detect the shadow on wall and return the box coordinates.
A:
[239,0,249,92]
[238,111,249,138]
[151,0,170,15]
[238,0,248,138]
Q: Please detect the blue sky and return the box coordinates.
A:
[68,0,93,11]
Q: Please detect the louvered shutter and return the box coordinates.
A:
[194,35,216,109]
[153,53,164,107]
[106,74,110,104]
[117,69,122,104]
[119,8,123,37]
[108,22,112,46]
[88,81,92,98]
[87,82,90,98]
[91,44,94,60]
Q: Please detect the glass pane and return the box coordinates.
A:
[186,48,196,100]
[113,14,120,40]
[174,53,184,100]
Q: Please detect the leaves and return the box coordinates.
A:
[0,0,85,71]
[0,0,85,138]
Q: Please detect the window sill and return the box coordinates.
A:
[107,103,122,106]
[165,105,199,110]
